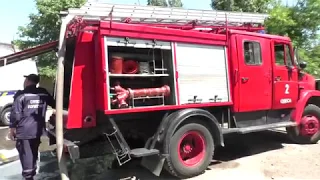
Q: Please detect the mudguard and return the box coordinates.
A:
[160,108,224,147]
[292,90,320,124]
[141,108,224,177]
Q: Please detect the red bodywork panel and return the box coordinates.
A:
[94,30,108,112]
[271,39,299,109]
[229,30,309,115]
[292,90,320,124]
[100,21,233,115]
[172,43,180,105]
[232,34,273,112]
[291,74,318,124]
[99,21,227,46]
[67,31,96,129]
[65,22,232,128]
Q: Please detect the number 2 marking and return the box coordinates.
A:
[285,84,290,94]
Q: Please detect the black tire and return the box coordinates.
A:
[163,120,214,179]
[286,104,320,144]
[0,107,11,126]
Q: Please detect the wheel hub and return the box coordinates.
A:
[183,144,192,153]
[4,112,10,123]
[177,131,205,167]
[300,115,320,136]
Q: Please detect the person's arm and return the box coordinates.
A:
[48,94,56,109]
[13,90,22,100]
[9,91,23,129]
[41,88,56,109]
[8,94,23,140]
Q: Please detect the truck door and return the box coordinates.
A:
[236,35,272,112]
[272,41,298,109]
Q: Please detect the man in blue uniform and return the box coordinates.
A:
[8,74,55,180]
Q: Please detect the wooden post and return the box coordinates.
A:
[55,14,74,180]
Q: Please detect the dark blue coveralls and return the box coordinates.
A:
[9,85,55,180]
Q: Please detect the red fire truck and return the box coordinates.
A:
[1,2,320,179]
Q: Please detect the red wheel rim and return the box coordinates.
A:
[177,131,205,167]
[300,115,320,136]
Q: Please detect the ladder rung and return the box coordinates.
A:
[64,2,268,27]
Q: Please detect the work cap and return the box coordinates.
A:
[24,74,40,84]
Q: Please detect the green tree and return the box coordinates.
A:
[14,0,86,78]
[147,0,183,7]
[296,45,320,78]
[265,2,297,42]
[265,0,320,77]
[147,0,168,6]
[169,0,183,7]
[211,0,320,47]
[211,0,273,13]
[266,0,320,48]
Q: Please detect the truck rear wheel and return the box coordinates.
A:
[0,107,11,126]
[287,104,320,144]
[163,120,214,179]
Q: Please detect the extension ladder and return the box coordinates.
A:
[63,1,269,28]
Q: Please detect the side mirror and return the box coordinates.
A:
[299,61,307,69]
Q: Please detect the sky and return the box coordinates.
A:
[0,0,295,44]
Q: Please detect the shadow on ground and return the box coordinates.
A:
[2,130,295,180]
[207,130,293,171]
[215,130,290,161]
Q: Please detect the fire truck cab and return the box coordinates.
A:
[1,2,320,179]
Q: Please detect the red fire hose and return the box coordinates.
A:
[123,60,139,74]
[111,85,171,108]
[110,56,124,74]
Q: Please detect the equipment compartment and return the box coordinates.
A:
[105,37,177,109]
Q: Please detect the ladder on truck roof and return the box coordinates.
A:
[64,2,269,31]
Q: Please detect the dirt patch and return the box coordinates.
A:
[212,161,240,169]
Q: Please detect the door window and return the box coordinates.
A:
[274,43,294,66]
[243,41,262,65]
[274,44,285,66]
[285,45,293,66]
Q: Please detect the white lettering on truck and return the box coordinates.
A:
[280,98,292,104]
[285,84,290,94]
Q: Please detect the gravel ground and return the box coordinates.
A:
[1,128,320,180]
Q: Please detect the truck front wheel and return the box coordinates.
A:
[0,107,11,126]
[163,121,214,179]
[287,104,320,144]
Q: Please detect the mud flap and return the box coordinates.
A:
[141,154,166,176]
